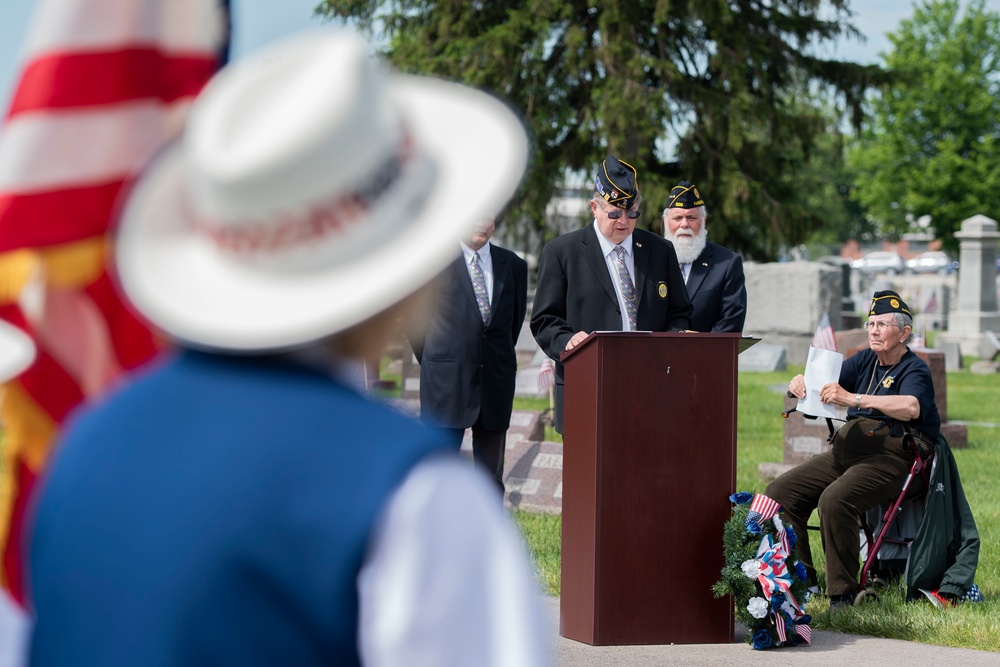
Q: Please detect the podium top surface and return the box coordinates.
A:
[560,331,759,362]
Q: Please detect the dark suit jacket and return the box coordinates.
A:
[685,242,747,333]
[412,244,528,431]
[529,225,692,431]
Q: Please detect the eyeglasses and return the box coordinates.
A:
[598,203,640,220]
[865,320,900,331]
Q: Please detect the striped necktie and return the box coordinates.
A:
[614,245,637,331]
[470,252,491,325]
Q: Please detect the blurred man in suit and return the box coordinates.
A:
[531,155,692,433]
[662,180,746,332]
[412,218,528,494]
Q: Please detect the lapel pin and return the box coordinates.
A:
[636,243,643,248]
[701,262,708,267]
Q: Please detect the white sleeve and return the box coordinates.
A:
[357,456,552,667]
[0,589,28,667]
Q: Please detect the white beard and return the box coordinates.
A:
[667,225,708,265]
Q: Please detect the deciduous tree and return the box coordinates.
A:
[849,0,1000,252]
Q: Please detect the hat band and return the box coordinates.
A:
[595,175,635,209]
[193,135,414,255]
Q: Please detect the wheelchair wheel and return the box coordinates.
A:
[854,589,880,606]
[871,576,891,591]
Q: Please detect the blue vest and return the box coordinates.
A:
[29,351,449,666]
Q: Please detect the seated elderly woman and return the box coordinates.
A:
[765,290,940,607]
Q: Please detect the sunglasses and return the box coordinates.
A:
[598,203,640,220]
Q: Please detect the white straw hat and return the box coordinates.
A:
[0,321,35,383]
[115,30,529,352]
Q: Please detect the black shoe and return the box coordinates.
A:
[829,594,854,608]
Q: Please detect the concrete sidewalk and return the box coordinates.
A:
[543,597,998,666]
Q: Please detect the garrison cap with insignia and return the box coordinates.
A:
[594,155,638,210]
[869,290,911,317]
[666,180,705,209]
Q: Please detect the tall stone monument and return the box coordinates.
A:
[939,215,1000,357]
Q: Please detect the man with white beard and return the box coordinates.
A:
[662,181,747,332]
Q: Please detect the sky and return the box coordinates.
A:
[1,1,1000,113]
[0,0,326,106]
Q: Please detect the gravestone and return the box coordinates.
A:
[935,339,963,371]
[744,261,842,363]
[455,409,563,513]
[937,215,1000,356]
[502,439,564,514]
[515,347,552,397]
[399,340,421,400]
[970,360,1000,375]
[835,328,868,355]
[737,342,786,373]
[980,330,1000,362]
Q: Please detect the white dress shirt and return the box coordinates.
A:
[680,262,692,284]
[358,458,551,666]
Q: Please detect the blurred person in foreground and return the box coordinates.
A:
[530,155,692,433]
[26,31,549,667]
[0,322,35,667]
[662,180,746,333]
[765,291,940,607]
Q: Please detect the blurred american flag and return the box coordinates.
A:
[0,0,228,603]
[537,357,554,393]
[810,312,837,352]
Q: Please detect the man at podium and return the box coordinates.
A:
[530,155,692,432]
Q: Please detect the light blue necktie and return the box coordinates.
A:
[470,252,491,325]
[614,245,637,331]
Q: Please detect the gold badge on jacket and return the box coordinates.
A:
[882,376,895,389]
[657,281,668,299]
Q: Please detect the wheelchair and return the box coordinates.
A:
[781,404,934,605]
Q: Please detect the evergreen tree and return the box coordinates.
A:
[317,0,883,259]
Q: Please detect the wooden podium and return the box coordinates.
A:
[559,332,750,645]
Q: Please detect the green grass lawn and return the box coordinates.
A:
[513,364,1000,651]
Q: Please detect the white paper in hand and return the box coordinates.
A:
[797,346,844,419]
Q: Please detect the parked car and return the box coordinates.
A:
[851,251,905,275]
[905,251,955,274]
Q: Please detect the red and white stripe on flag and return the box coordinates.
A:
[924,290,939,314]
[0,0,227,603]
[774,611,787,643]
[537,357,554,393]
[749,493,780,522]
[810,312,837,351]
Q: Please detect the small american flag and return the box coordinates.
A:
[774,611,787,643]
[911,326,925,349]
[537,357,555,393]
[745,493,781,527]
[924,290,939,314]
[794,623,812,644]
[810,312,837,351]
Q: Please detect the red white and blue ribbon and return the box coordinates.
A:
[753,531,812,645]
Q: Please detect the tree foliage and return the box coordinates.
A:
[848,0,1000,252]
[316,0,884,260]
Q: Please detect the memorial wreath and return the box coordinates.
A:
[712,492,813,650]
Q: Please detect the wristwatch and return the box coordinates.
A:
[854,394,862,408]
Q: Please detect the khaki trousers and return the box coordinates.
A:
[764,418,920,596]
